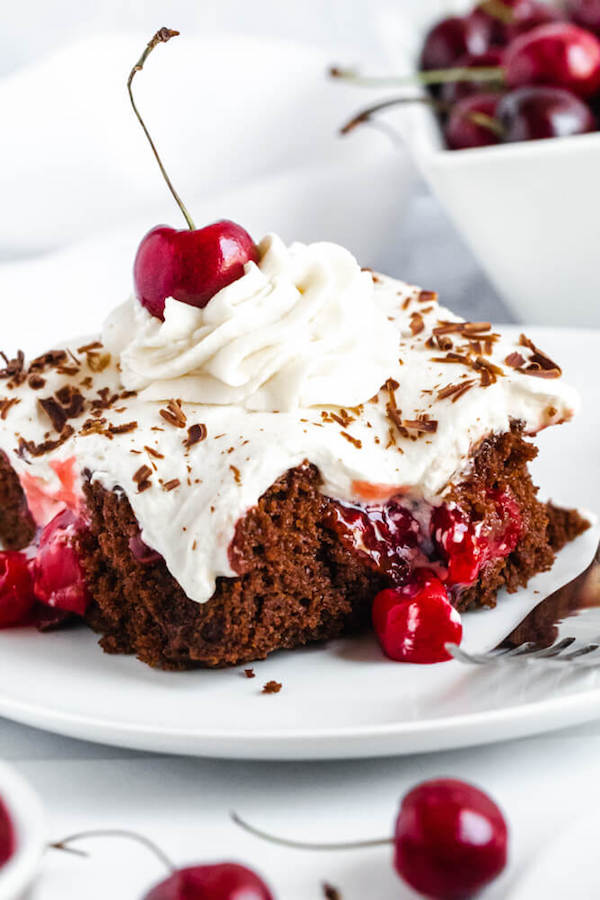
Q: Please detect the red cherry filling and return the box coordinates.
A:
[372,572,462,664]
[394,778,508,900]
[326,487,521,663]
[134,220,258,320]
[0,797,15,868]
[32,508,90,615]
[0,551,35,628]
[432,489,521,587]
[143,862,274,900]
[325,501,420,584]
[129,530,162,565]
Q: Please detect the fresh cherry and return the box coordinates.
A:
[144,863,274,900]
[444,92,503,149]
[51,829,274,900]
[394,778,508,900]
[498,84,596,140]
[505,22,600,97]
[0,551,35,628]
[440,49,506,104]
[420,15,493,72]
[0,798,15,868]
[372,571,462,664]
[475,0,561,44]
[567,0,600,36]
[134,221,258,320]
[32,508,89,615]
[128,29,257,321]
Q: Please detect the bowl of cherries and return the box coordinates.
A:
[335,0,600,327]
[0,762,44,900]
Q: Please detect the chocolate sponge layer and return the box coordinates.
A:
[0,427,587,670]
[74,428,586,670]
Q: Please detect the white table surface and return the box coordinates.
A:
[4,717,600,898]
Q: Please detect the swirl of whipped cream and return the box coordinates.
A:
[103,234,399,411]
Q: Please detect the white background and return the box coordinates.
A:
[3,0,398,76]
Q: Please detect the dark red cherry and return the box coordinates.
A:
[134,220,258,320]
[420,15,493,72]
[372,571,462,664]
[143,862,274,900]
[498,84,596,140]
[32,508,90,616]
[394,778,508,900]
[440,49,506,104]
[505,22,600,97]
[567,0,600,35]
[444,93,502,149]
[0,550,35,628]
[0,798,15,868]
[475,0,561,44]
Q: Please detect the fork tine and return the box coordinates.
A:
[560,643,600,661]
[528,637,577,659]
[501,642,538,658]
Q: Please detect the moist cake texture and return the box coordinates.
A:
[0,234,588,667]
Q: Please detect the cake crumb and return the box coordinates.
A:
[243,668,255,679]
[322,883,342,899]
[262,680,282,694]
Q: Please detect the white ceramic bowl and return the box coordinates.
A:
[381,1,600,326]
[0,763,45,900]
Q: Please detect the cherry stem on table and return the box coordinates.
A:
[127,27,196,231]
[231,811,393,851]
[49,828,176,872]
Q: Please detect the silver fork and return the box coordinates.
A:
[447,538,600,667]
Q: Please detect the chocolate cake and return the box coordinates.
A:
[0,234,588,668]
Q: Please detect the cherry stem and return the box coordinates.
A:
[49,828,176,873]
[340,96,506,140]
[478,0,516,24]
[330,65,504,89]
[340,95,448,135]
[231,812,393,852]
[127,27,196,231]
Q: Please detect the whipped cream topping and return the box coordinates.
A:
[0,236,580,605]
[104,234,398,412]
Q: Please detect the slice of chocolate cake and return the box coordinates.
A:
[0,235,587,669]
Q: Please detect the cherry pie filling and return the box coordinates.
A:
[327,487,522,663]
[327,487,522,596]
[0,460,522,663]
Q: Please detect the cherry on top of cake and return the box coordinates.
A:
[128,28,258,321]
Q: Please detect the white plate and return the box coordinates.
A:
[0,327,598,760]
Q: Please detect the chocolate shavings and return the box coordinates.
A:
[160,399,187,428]
[184,423,207,448]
